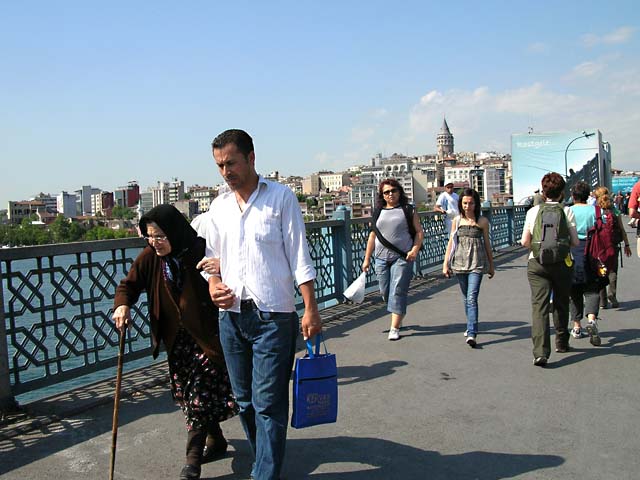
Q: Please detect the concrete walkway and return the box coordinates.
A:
[1,241,640,479]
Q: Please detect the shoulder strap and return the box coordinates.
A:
[371,209,409,257]
[402,204,417,239]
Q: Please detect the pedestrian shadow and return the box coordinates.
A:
[614,299,640,312]
[544,328,640,368]
[338,360,408,386]
[211,436,564,480]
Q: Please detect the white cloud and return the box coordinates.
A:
[569,61,606,78]
[581,26,635,46]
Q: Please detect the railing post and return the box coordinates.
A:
[332,207,352,297]
[0,261,17,411]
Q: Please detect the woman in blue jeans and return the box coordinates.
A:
[443,188,495,347]
[362,179,424,340]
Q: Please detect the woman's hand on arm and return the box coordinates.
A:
[196,257,220,275]
[112,305,131,332]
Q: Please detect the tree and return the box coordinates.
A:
[49,215,70,243]
[296,193,307,203]
[112,205,136,220]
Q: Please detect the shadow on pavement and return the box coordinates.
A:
[209,436,564,480]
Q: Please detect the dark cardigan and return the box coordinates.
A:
[114,237,224,366]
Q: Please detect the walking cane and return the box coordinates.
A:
[109,328,126,480]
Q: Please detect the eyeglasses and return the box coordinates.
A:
[382,188,399,196]
[144,235,168,243]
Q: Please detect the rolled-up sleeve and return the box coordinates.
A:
[282,189,316,286]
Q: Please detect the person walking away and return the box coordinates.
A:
[521,173,579,366]
[594,187,632,308]
[442,188,495,347]
[202,129,322,480]
[362,179,424,341]
[568,181,604,346]
[113,204,238,480]
[435,182,460,234]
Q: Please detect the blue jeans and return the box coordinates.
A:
[456,272,483,336]
[374,256,414,315]
[219,309,298,480]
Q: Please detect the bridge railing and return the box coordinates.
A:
[0,206,526,407]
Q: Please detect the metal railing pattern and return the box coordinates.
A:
[1,207,526,403]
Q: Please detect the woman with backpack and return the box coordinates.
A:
[594,186,632,308]
[442,188,495,347]
[569,181,604,346]
[362,179,424,341]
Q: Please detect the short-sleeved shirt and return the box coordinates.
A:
[374,206,413,261]
[521,202,577,260]
[629,180,640,212]
[570,204,596,240]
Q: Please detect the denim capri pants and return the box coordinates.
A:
[374,256,414,315]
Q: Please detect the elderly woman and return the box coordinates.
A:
[113,204,237,480]
[362,179,424,341]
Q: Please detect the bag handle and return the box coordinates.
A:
[305,333,328,358]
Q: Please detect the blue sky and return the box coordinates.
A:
[1,1,638,207]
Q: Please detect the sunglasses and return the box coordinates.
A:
[382,188,399,196]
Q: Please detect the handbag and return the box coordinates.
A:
[447,216,460,269]
[291,334,338,429]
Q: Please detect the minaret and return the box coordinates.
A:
[436,117,454,161]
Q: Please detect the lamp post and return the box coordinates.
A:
[564,131,595,179]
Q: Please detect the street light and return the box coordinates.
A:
[564,131,595,179]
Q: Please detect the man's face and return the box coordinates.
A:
[213,143,255,191]
[445,185,454,192]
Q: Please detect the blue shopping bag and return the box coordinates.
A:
[291,334,338,429]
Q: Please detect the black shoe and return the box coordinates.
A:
[555,345,571,353]
[202,436,228,463]
[533,356,548,367]
[180,464,201,480]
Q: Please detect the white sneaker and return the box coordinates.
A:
[466,335,477,347]
[388,327,400,341]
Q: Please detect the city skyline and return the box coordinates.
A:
[2,1,639,208]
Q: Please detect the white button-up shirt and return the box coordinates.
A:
[202,176,316,313]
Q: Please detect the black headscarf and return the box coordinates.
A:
[139,204,198,258]
[139,204,198,294]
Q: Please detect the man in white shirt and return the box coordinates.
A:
[201,129,321,480]
[435,182,460,234]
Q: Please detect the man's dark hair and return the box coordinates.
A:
[541,172,565,201]
[571,181,591,203]
[211,129,254,157]
[457,188,481,221]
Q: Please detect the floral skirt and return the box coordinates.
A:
[169,328,238,431]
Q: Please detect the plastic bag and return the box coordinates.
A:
[343,272,366,304]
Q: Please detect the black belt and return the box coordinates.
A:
[240,299,258,312]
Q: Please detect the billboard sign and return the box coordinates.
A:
[511,130,610,205]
